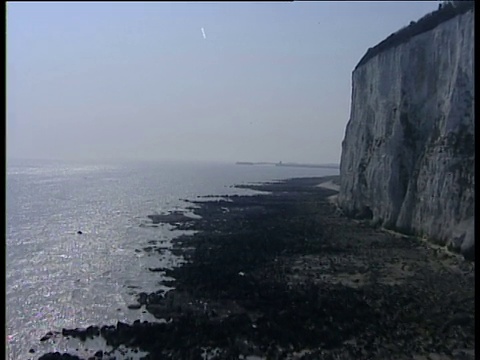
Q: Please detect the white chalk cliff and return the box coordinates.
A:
[338,6,474,259]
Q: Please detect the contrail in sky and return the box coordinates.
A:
[201,27,206,39]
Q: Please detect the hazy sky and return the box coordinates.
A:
[7,1,439,164]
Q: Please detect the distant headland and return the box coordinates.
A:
[236,161,340,169]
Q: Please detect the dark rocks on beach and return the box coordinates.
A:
[160,280,176,287]
[61,326,99,342]
[147,211,195,225]
[39,331,58,342]
[148,267,165,272]
[127,303,141,310]
[38,353,82,360]
[136,292,148,305]
[37,177,475,360]
[39,335,50,342]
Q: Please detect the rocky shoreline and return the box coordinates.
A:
[36,176,474,360]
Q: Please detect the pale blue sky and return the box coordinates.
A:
[7,1,439,163]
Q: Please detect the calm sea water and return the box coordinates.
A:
[6,159,339,359]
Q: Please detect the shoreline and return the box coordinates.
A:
[317,179,470,262]
[36,176,474,360]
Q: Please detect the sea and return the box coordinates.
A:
[6,158,339,359]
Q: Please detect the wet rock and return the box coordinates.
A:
[100,325,116,338]
[137,292,148,305]
[86,326,100,338]
[40,331,55,342]
[148,212,195,224]
[127,303,141,310]
[116,321,130,331]
[147,292,164,304]
[161,280,176,287]
[38,353,82,360]
[145,304,167,319]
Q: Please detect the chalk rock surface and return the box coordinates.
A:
[339,8,474,259]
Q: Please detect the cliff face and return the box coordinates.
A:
[338,9,474,259]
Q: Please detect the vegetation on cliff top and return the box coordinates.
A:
[355,1,474,70]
